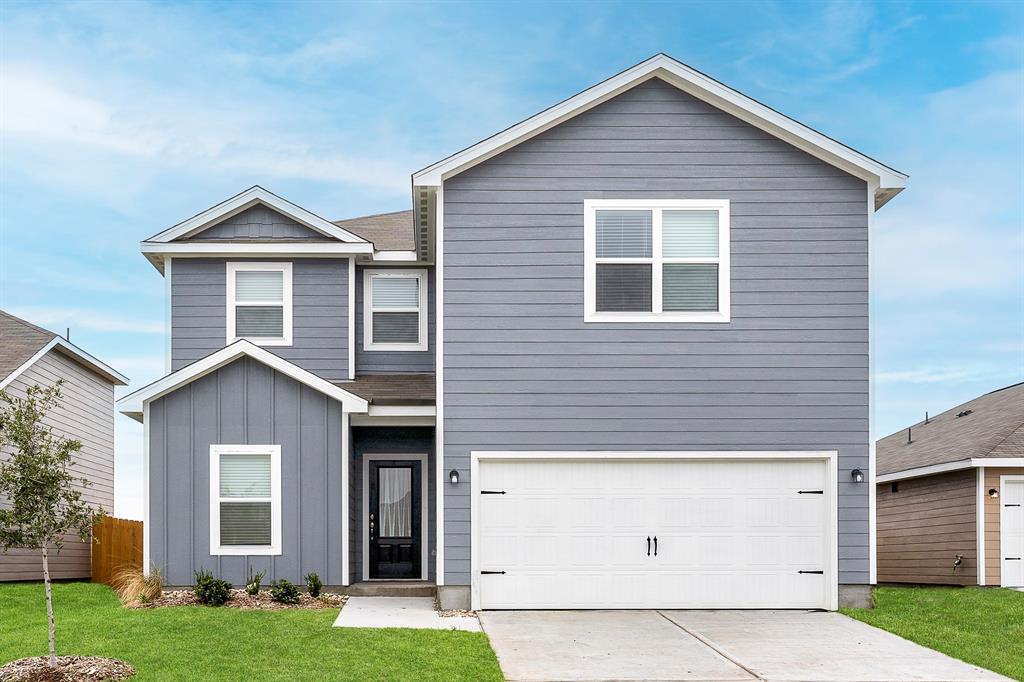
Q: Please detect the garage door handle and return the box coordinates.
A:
[798,490,824,495]
[1005,504,1021,507]
[647,536,651,556]
[481,570,506,575]
[798,570,824,574]
[1006,558,1021,561]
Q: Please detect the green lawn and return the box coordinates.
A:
[0,582,502,681]
[841,586,1024,681]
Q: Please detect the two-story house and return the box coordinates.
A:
[118,54,906,611]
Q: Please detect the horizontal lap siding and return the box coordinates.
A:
[149,356,345,586]
[0,350,115,580]
[876,470,977,584]
[171,258,349,381]
[441,77,870,586]
[354,266,436,374]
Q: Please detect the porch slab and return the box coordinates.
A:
[332,596,480,632]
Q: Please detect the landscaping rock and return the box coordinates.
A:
[0,655,134,681]
[129,588,345,610]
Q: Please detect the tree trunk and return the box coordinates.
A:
[41,546,56,667]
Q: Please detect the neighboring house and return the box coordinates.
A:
[116,54,908,610]
[0,310,128,581]
[876,382,1024,588]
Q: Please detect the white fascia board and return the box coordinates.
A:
[141,242,373,257]
[0,337,129,390]
[367,405,436,417]
[116,340,368,420]
[370,250,419,262]
[875,458,1024,483]
[146,186,370,244]
[412,54,906,208]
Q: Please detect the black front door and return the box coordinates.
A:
[368,460,421,579]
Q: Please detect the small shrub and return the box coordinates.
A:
[194,568,231,606]
[269,578,300,604]
[245,568,266,596]
[111,565,163,605]
[304,572,322,598]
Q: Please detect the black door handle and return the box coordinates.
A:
[646,536,651,556]
[654,536,658,556]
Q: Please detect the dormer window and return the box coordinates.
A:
[226,262,293,346]
[583,200,730,323]
[364,269,428,351]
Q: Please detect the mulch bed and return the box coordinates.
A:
[128,589,346,610]
[0,656,134,682]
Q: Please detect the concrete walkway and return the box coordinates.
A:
[332,596,480,632]
[479,610,1008,682]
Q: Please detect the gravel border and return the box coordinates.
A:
[0,655,134,681]
[434,596,477,618]
[129,589,346,610]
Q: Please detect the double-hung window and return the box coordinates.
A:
[363,269,428,351]
[226,262,293,345]
[209,445,281,556]
[584,199,730,322]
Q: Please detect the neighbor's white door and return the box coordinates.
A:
[476,458,832,609]
[1001,478,1024,587]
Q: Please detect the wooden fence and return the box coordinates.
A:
[92,516,143,586]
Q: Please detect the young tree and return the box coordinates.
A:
[0,381,104,667]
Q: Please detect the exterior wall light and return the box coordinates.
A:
[851,469,864,483]
[449,469,460,485]
[989,488,999,499]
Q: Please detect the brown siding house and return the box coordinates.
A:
[0,311,127,581]
[876,382,1024,587]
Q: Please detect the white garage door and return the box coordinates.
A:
[475,456,834,610]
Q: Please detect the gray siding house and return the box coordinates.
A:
[118,54,906,610]
[0,311,127,581]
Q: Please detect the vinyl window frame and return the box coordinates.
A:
[226,261,293,346]
[583,199,730,323]
[209,444,282,556]
[363,268,428,352]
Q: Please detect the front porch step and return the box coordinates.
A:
[345,581,437,598]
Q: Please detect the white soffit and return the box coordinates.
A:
[412,54,907,209]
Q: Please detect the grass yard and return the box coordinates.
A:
[0,582,503,681]
[841,585,1024,681]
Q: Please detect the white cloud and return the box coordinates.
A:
[6,306,164,335]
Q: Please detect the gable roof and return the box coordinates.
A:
[412,53,907,210]
[116,340,368,421]
[0,310,128,388]
[876,381,1024,477]
[333,210,416,252]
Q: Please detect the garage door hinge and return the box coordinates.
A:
[480,490,506,495]
[481,570,506,575]
[1005,504,1021,507]
[798,570,824,574]
[797,490,824,494]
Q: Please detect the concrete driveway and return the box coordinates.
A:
[478,610,1008,682]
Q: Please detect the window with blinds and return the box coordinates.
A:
[227,263,292,345]
[586,200,729,322]
[364,269,427,351]
[210,445,281,555]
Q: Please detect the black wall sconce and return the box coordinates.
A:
[851,468,865,483]
[449,469,460,485]
[989,488,999,499]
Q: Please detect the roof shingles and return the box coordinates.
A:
[335,374,434,406]
[332,210,414,252]
[0,310,57,383]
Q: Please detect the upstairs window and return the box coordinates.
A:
[226,262,292,346]
[584,200,730,323]
[209,445,281,556]
[364,269,428,351]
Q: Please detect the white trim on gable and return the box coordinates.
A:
[412,54,906,209]
[0,336,128,390]
[116,340,368,421]
[146,186,370,244]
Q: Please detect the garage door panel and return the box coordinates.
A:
[477,457,832,609]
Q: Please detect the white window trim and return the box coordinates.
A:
[583,199,730,323]
[209,444,282,556]
[363,268,428,351]
[226,262,293,346]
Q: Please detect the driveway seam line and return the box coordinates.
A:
[656,611,765,681]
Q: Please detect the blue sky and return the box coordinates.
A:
[1,1,1021,519]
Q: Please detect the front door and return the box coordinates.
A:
[368,459,421,579]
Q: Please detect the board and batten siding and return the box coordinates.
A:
[441,77,870,586]
[149,356,346,586]
[876,470,977,585]
[171,258,349,381]
[354,266,436,374]
[0,349,115,581]
[183,205,330,241]
[984,466,1024,585]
